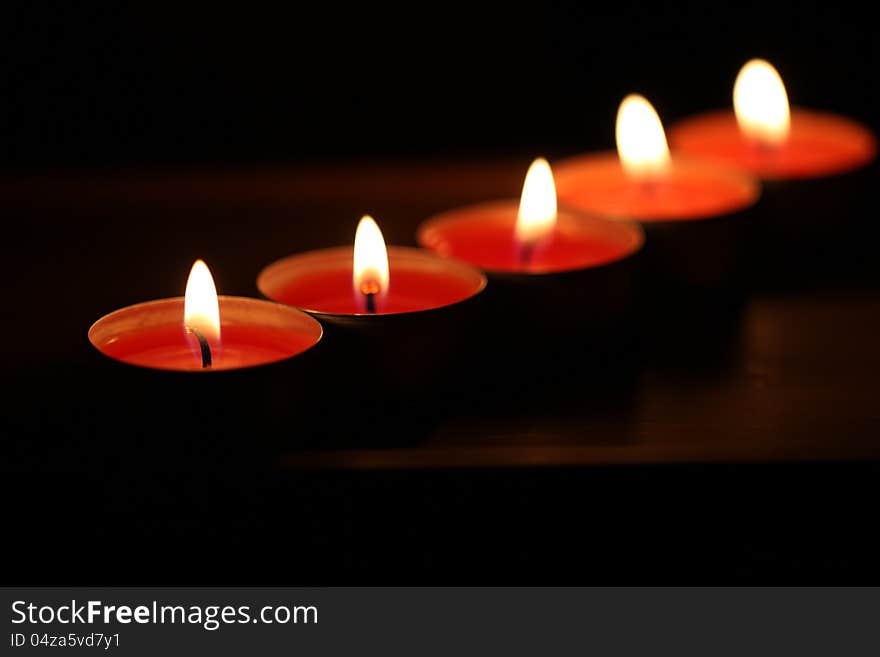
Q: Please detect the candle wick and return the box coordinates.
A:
[186,327,213,368]
[360,280,380,314]
[639,178,659,197]
[519,242,535,268]
[754,139,780,163]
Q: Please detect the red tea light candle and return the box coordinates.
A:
[669,59,877,181]
[554,95,761,287]
[87,260,324,464]
[416,158,644,274]
[89,260,323,371]
[416,159,644,379]
[257,217,487,396]
[258,216,486,316]
[668,59,877,281]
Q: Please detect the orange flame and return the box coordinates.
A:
[184,259,220,342]
[616,94,671,181]
[352,215,390,306]
[515,158,558,247]
[734,59,791,147]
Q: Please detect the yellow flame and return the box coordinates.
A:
[184,259,220,342]
[353,215,390,300]
[615,94,671,180]
[515,157,558,246]
[734,59,791,147]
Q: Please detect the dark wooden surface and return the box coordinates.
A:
[282,291,880,469]
[2,159,879,582]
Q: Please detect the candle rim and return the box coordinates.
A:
[668,106,878,180]
[553,150,762,222]
[257,245,488,318]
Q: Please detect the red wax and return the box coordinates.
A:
[257,246,486,315]
[669,109,877,180]
[416,202,643,274]
[554,154,760,223]
[89,296,323,371]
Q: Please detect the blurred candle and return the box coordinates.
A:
[555,94,760,223]
[669,59,877,180]
[668,59,877,281]
[554,96,760,287]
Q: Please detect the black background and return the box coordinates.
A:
[2,1,877,169]
[2,2,879,584]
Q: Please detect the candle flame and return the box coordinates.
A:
[184,259,221,343]
[515,157,558,246]
[734,59,791,148]
[353,215,390,307]
[615,94,671,181]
